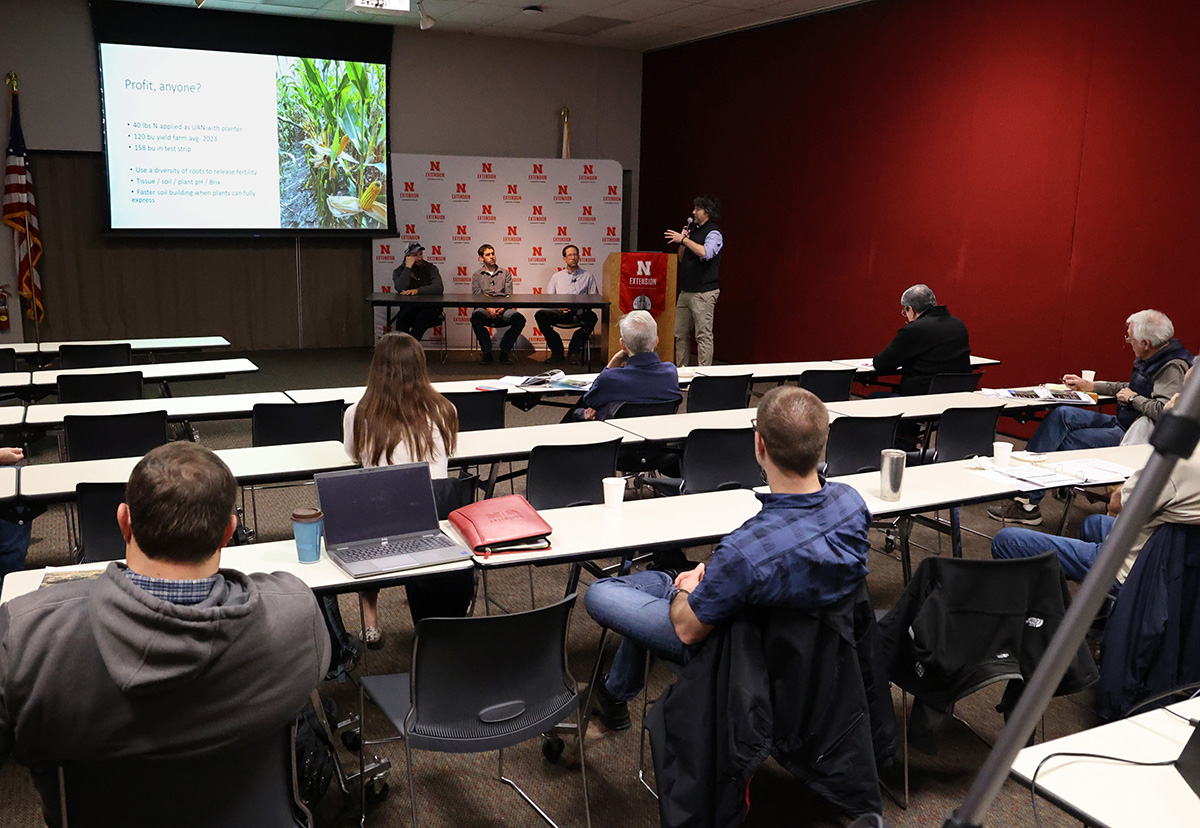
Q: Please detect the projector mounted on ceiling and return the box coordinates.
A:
[345,0,411,15]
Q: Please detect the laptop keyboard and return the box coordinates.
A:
[338,535,448,562]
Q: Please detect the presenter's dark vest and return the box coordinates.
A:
[678,221,721,293]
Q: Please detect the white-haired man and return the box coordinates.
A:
[571,310,681,421]
[989,309,1193,525]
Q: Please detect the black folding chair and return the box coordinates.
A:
[685,374,752,412]
[822,414,901,476]
[646,427,762,496]
[252,401,345,447]
[905,405,1006,559]
[524,438,622,606]
[59,343,133,369]
[245,400,347,539]
[57,371,144,404]
[64,411,169,462]
[359,595,589,828]
[527,438,621,510]
[74,482,127,564]
[60,725,311,828]
[611,400,683,477]
[443,389,507,432]
[927,371,983,394]
[796,368,857,403]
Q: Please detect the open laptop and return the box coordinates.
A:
[314,463,471,578]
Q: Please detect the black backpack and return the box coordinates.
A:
[294,696,338,808]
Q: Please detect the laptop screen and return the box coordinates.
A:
[315,463,439,546]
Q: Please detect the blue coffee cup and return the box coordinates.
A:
[292,507,323,564]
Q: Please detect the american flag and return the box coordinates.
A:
[3,88,44,322]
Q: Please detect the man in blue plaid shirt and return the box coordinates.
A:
[583,385,872,730]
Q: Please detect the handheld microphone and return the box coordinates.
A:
[682,216,694,236]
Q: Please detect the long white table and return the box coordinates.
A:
[604,406,767,442]
[31,358,258,390]
[16,441,355,502]
[453,420,635,463]
[24,391,294,429]
[0,373,33,391]
[0,537,473,604]
[834,355,1002,371]
[10,336,231,357]
[287,381,542,407]
[1010,697,1200,828]
[0,467,17,501]
[693,360,848,380]
[456,488,764,569]
[825,391,1029,421]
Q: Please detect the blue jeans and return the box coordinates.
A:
[583,571,696,702]
[470,309,526,356]
[1024,407,1125,503]
[0,518,32,587]
[992,514,1115,583]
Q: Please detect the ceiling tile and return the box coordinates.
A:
[601,0,690,23]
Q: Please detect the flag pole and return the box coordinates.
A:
[5,71,42,344]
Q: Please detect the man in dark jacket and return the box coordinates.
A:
[583,385,871,729]
[0,442,329,825]
[390,241,445,342]
[872,283,971,396]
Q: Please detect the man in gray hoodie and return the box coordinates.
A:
[0,441,330,824]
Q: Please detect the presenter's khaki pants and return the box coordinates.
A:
[674,288,719,367]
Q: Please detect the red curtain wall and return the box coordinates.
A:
[639,0,1200,390]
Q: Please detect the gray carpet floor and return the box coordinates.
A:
[0,347,1100,828]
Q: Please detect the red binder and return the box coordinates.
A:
[448,495,553,557]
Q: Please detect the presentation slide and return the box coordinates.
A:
[99,43,389,232]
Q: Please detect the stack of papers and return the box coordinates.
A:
[970,452,1135,492]
[981,386,1094,404]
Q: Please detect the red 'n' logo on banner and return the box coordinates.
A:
[619,253,669,317]
[404,182,415,192]
[456,183,467,193]
[429,161,440,171]
[379,244,390,255]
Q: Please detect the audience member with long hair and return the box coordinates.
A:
[342,332,473,648]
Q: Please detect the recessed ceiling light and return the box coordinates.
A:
[522,6,544,14]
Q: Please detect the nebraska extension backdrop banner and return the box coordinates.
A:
[372,155,623,350]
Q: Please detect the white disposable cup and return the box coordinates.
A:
[602,477,626,508]
[993,441,1013,467]
[1081,370,1096,383]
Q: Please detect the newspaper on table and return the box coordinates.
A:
[980,385,1094,404]
[969,451,1136,492]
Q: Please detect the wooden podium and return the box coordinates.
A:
[601,252,677,363]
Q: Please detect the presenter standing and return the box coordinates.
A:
[534,245,600,365]
[391,242,444,342]
[665,195,723,366]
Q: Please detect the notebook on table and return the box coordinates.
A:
[314,463,471,578]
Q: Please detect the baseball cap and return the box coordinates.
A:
[405,242,425,255]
